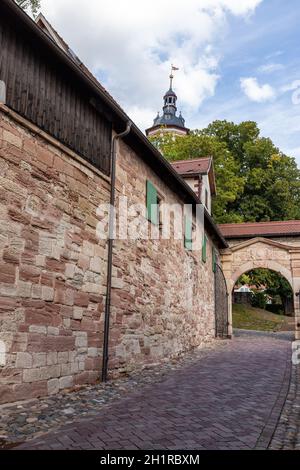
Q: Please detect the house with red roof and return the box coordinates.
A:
[171,157,216,214]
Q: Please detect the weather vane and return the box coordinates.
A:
[170,64,179,89]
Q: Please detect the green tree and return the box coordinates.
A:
[150,131,245,223]
[151,120,300,223]
[15,0,41,16]
[202,120,300,222]
[239,268,293,315]
[251,291,268,310]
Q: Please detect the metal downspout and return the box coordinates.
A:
[102,122,132,382]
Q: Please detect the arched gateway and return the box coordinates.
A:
[219,221,300,339]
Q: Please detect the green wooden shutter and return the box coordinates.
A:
[184,216,193,251]
[202,235,207,262]
[146,180,158,225]
[212,246,217,272]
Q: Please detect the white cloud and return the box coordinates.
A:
[240,77,276,102]
[217,0,263,16]
[284,146,300,160]
[281,80,300,93]
[40,0,262,131]
[258,63,284,74]
[126,106,156,133]
[265,50,283,60]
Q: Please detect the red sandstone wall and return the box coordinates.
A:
[0,108,217,404]
[108,141,216,374]
[0,109,109,404]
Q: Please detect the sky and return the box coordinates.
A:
[39,0,300,164]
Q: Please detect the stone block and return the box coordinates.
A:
[29,325,47,334]
[78,254,90,270]
[42,286,54,302]
[47,352,58,366]
[88,347,98,358]
[19,265,40,283]
[90,256,103,274]
[16,281,32,298]
[36,255,46,267]
[0,283,17,297]
[47,327,59,336]
[112,277,124,289]
[32,353,47,368]
[16,352,32,369]
[59,376,73,389]
[73,307,84,320]
[0,381,48,405]
[65,263,75,279]
[57,352,69,364]
[3,130,22,148]
[75,335,87,348]
[74,291,89,307]
[23,368,42,383]
[83,282,100,294]
[47,378,59,395]
[82,241,94,257]
[63,318,71,328]
[61,362,79,375]
[32,285,42,299]
[37,147,54,167]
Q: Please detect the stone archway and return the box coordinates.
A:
[221,237,300,339]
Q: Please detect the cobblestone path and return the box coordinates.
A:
[14,332,292,450]
[270,356,300,449]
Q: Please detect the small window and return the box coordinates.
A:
[202,235,207,263]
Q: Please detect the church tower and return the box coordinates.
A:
[145,67,189,138]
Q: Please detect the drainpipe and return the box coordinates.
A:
[102,121,132,382]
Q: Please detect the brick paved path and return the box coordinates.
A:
[270,361,300,450]
[16,332,292,450]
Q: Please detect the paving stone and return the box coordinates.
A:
[269,355,300,450]
[3,331,292,450]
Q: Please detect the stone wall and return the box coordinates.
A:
[109,140,216,374]
[0,107,217,404]
[0,108,110,404]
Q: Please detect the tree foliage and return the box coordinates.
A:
[251,291,268,310]
[15,0,41,16]
[150,130,245,223]
[239,268,293,314]
[151,120,300,223]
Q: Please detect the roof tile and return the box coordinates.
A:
[171,157,211,175]
[219,220,300,238]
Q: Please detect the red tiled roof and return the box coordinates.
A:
[219,220,300,238]
[171,157,211,175]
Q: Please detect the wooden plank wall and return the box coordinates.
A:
[0,13,112,175]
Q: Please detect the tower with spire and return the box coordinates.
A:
[145,66,189,138]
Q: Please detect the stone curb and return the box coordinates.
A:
[255,343,292,449]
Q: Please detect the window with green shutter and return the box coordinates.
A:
[146,180,158,225]
[212,246,217,273]
[202,235,207,262]
[184,216,193,251]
